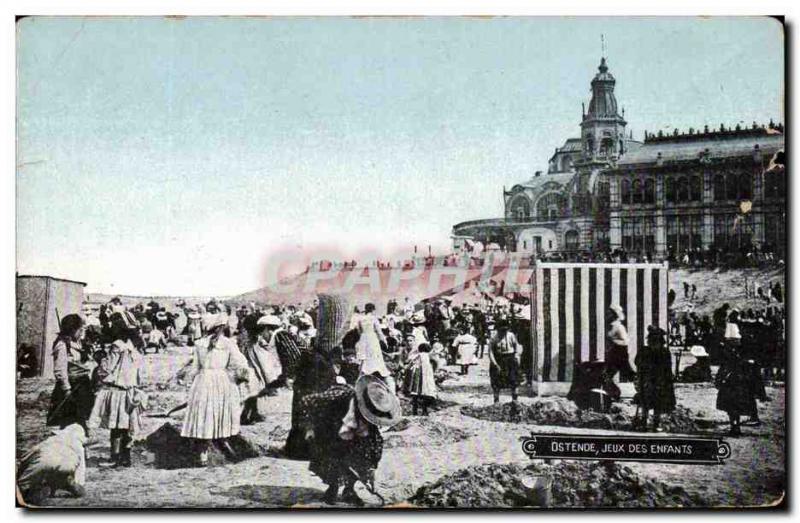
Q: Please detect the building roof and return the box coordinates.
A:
[17,274,87,286]
[618,129,784,167]
[511,171,575,191]
[556,138,582,154]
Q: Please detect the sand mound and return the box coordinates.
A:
[410,461,702,508]
[383,417,473,449]
[461,398,701,433]
[138,422,266,469]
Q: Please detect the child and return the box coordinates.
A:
[429,334,448,372]
[88,337,145,467]
[407,342,437,415]
[452,325,479,376]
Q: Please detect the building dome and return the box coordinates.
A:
[587,58,619,118]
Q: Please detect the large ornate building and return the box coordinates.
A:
[452,57,785,259]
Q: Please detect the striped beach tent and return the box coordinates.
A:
[530,261,669,396]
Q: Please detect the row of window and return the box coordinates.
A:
[622,213,779,254]
[620,170,785,206]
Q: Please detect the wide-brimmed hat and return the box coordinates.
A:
[609,304,625,321]
[155,311,168,321]
[202,312,228,331]
[316,293,352,352]
[354,375,402,427]
[410,311,426,325]
[690,345,709,358]
[257,315,282,328]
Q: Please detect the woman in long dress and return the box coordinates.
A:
[634,326,676,432]
[355,303,391,383]
[285,293,349,460]
[239,313,284,424]
[181,313,250,466]
[48,315,95,432]
[715,310,757,436]
[606,304,636,382]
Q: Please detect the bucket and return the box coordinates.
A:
[520,474,553,507]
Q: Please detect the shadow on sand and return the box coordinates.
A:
[222,484,325,506]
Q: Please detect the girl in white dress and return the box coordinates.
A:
[452,326,479,375]
[181,313,250,466]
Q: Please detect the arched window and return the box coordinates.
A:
[536,192,567,222]
[565,230,579,252]
[644,178,655,204]
[713,174,726,201]
[600,137,615,157]
[620,179,631,205]
[726,173,739,200]
[676,176,689,202]
[596,181,610,210]
[508,195,531,221]
[632,179,643,204]
[738,172,752,200]
[665,177,675,203]
[690,175,703,202]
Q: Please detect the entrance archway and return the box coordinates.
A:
[565,230,580,252]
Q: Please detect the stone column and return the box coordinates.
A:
[752,212,764,248]
[702,210,713,249]
[702,169,713,248]
[609,176,621,250]
[655,212,667,257]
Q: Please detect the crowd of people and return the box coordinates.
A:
[17,268,785,504]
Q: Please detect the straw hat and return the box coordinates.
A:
[257,315,282,328]
[690,345,709,358]
[201,312,228,331]
[410,311,426,325]
[354,375,402,427]
[316,293,352,353]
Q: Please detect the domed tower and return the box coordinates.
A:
[571,56,627,253]
[580,57,627,161]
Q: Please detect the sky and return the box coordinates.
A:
[16,16,784,296]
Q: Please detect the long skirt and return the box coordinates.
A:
[88,388,141,434]
[47,377,94,429]
[181,369,241,440]
[242,343,282,392]
[490,353,520,390]
[606,344,636,382]
[716,363,757,417]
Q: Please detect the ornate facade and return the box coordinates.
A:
[452,57,785,259]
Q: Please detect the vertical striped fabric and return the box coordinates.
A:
[531,262,669,383]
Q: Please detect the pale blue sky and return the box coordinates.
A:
[17,17,783,296]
